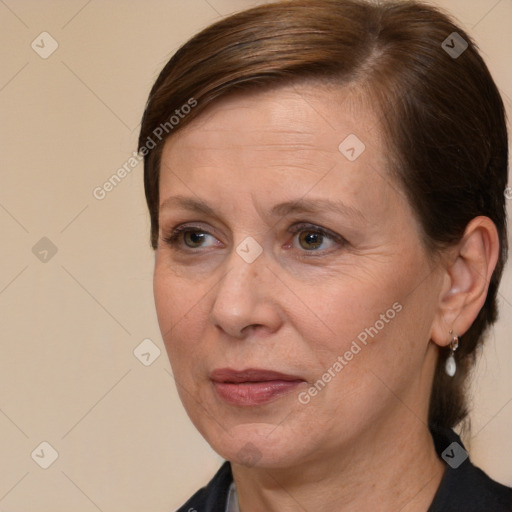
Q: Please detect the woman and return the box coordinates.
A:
[138,0,511,510]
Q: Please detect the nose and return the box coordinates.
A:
[209,242,282,339]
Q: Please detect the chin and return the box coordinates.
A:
[203,421,309,469]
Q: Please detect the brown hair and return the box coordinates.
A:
[138,0,508,429]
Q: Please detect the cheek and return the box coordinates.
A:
[153,266,176,340]
[295,260,430,395]
[286,270,403,355]
[153,262,204,369]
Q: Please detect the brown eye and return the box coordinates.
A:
[162,226,216,251]
[298,231,326,250]
[183,231,208,248]
[287,223,347,259]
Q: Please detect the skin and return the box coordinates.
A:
[153,83,499,511]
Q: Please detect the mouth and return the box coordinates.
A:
[210,368,306,406]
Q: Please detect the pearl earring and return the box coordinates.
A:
[445,330,459,377]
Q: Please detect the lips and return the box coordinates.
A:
[210,368,305,406]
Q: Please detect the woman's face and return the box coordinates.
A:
[154,83,445,468]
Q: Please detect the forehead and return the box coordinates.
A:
[157,83,417,246]
[157,83,400,229]
[161,82,385,173]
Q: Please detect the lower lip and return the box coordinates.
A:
[213,380,303,406]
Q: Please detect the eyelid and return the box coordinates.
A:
[288,222,344,243]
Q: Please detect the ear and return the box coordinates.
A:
[430,216,500,347]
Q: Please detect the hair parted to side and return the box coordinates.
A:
[138,0,508,430]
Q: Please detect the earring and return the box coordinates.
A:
[445,330,459,377]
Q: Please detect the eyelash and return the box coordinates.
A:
[161,223,346,258]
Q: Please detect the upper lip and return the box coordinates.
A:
[210,368,304,383]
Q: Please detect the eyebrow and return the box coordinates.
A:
[160,195,366,222]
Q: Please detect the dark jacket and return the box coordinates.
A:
[176,426,512,511]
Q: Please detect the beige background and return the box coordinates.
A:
[0,0,510,510]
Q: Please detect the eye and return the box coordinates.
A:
[161,222,346,256]
[288,223,344,255]
[161,225,218,250]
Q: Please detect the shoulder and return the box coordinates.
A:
[174,461,233,512]
[429,462,512,511]
[429,425,512,512]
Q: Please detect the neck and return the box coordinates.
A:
[232,415,445,512]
